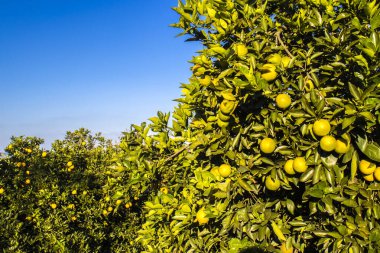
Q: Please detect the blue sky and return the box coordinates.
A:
[0,0,201,150]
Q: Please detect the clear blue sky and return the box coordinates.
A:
[0,0,201,150]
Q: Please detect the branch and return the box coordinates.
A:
[275,31,294,59]
[163,144,190,164]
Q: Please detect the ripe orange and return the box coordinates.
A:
[116,200,122,205]
[276,94,292,109]
[374,167,380,181]
[261,64,277,81]
[304,80,314,91]
[210,167,221,177]
[260,138,276,154]
[218,164,232,177]
[0,188,4,194]
[220,100,235,115]
[196,209,209,225]
[50,203,57,209]
[25,179,31,184]
[265,176,281,191]
[363,173,374,182]
[41,151,47,157]
[334,138,350,154]
[359,160,376,175]
[107,207,113,212]
[268,53,282,65]
[284,160,295,175]
[160,187,169,194]
[67,161,73,167]
[293,157,308,173]
[320,136,337,152]
[313,119,331,137]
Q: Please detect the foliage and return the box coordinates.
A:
[1,0,380,252]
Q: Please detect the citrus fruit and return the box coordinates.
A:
[261,64,277,81]
[334,138,350,154]
[196,209,209,225]
[50,203,57,209]
[281,56,291,68]
[363,173,374,182]
[260,138,276,154]
[107,207,113,212]
[210,167,221,177]
[374,167,380,181]
[293,157,308,173]
[199,75,211,86]
[25,179,30,184]
[265,176,281,191]
[280,243,293,253]
[218,110,231,121]
[276,94,292,109]
[41,151,47,157]
[313,119,331,137]
[72,190,77,195]
[268,53,282,65]
[359,160,376,175]
[0,188,4,194]
[305,80,314,91]
[160,187,169,194]
[320,135,337,152]
[67,161,73,167]
[220,100,235,115]
[218,164,232,177]
[236,44,248,57]
[284,160,295,175]
[116,200,122,205]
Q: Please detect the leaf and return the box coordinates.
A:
[348,83,361,101]
[342,199,358,207]
[355,134,380,162]
[271,222,286,241]
[342,117,356,130]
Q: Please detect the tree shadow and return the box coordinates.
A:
[239,246,269,253]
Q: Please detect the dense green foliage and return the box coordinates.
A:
[1,0,380,252]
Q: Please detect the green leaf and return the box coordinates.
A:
[355,135,380,162]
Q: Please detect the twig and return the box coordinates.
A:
[163,144,191,164]
[275,30,294,59]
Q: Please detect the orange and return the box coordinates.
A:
[160,187,169,194]
[265,176,281,191]
[363,173,374,182]
[196,209,209,225]
[268,54,282,65]
[220,100,235,115]
[320,136,337,152]
[276,94,292,109]
[359,160,376,175]
[334,138,350,154]
[261,64,277,81]
[313,119,331,137]
[284,160,295,175]
[218,164,232,177]
[374,167,380,181]
[50,203,57,209]
[304,80,314,91]
[293,157,308,173]
[260,138,276,154]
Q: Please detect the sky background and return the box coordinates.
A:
[0,0,201,150]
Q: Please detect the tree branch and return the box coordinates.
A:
[275,31,294,59]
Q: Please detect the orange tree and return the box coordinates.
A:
[0,129,142,252]
[105,0,380,252]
